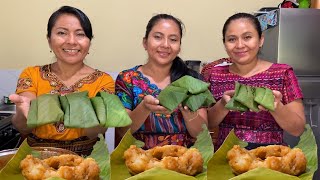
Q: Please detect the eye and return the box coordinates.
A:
[57,31,66,35]
[170,38,178,42]
[244,35,252,40]
[227,38,236,42]
[77,32,86,37]
[154,34,161,39]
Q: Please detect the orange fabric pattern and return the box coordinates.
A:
[16,64,115,140]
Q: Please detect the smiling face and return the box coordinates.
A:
[143,19,181,66]
[48,13,90,65]
[223,18,264,65]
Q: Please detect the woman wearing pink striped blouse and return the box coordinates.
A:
[202,13,306,150]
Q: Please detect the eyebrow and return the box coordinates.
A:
[55,27,84,32]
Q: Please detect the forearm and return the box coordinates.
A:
[128,101,151,133]
[207,100,229,129]
[184,108,208,137]
[270,102,305,136]
[11,110,33,134]
[84,126,107,139]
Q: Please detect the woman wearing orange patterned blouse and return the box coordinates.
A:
[9,6,114,155]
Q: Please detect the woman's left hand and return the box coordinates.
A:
[258,90,283,111]
[178,104,198,122]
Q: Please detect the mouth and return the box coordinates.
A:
[63,49,80,53]
[158,51,170,58]
[234,51,247,57]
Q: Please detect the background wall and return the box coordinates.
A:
[0,0,282,72]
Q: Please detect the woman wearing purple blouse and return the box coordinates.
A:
[202,12,306,150]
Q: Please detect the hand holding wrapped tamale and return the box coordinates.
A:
[27,91,132,128]
[158,75,216,112]
[225,82,275,112]
[27,94,64,128]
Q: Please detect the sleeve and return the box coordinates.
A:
[200,63,213,83]
[115,71,134,110]
[201,58,231,83]
[99,73,115,94]
[15,66,38,95]
[282,67,303,104]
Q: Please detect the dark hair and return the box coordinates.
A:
[144,14,202,82]
[222,13,262,43]
[47,6,93,40]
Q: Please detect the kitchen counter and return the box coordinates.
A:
[0,104,16,114]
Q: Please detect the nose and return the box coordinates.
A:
[66,34,76,44]
[161,38,170,48]
[236,39,244,48]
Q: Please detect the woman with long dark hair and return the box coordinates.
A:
[115,14,207,149]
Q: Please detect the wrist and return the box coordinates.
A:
[185,111,199,122]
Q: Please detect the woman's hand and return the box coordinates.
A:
[221,90,235,106]
[142,95,171,115]
[178,104,198,121]
[9,93,31,118]
[258,90,283,111]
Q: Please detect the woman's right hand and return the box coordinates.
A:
[221,90,235,106]
[9,93,31,118]
[142,95,171,115]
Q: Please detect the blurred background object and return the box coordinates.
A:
[185,60,201,73]
[298,0,311,8]
[311,0,320,8]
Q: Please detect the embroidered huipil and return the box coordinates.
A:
[116,66,194,149]
[16,64,115,140]
[202,61,303,150]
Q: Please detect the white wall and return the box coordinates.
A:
[0,0,282,72]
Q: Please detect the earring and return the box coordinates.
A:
[87,52,90,54]
[50,50,52,53]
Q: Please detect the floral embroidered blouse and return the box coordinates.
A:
[16,64,115,140]
[115,65,194,149]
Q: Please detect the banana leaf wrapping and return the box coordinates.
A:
[226,82,275,112]
[158,86,189,112]
[110,124,213,180]
[27,91,132,128]
[158,75,216,112]
[27,94,64,128]
[0,134,110,180]
[61,91,100,128]
[234,84,259,112]
[207,124,318,180]
[171,75,209,94]
[254,87,275,111]
[99,91,132,127]
[225,82,248,112]
[90,96,107,126]
[183,93,207,112]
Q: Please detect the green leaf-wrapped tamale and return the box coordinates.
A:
[63,91,99,128]
[27,99,38,128]
[59,95,70,126]
[254,87,275,111]
[201,89,216,107]
[225,82,249,112]
[99,91,132,127]
[183,93,207,112]
[158,85,188,111]
[90,96,107,125]
[234,84,259,112]
[27,94,64,128]
[171,75,209,94]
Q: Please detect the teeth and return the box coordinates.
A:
[64,49,79,53]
